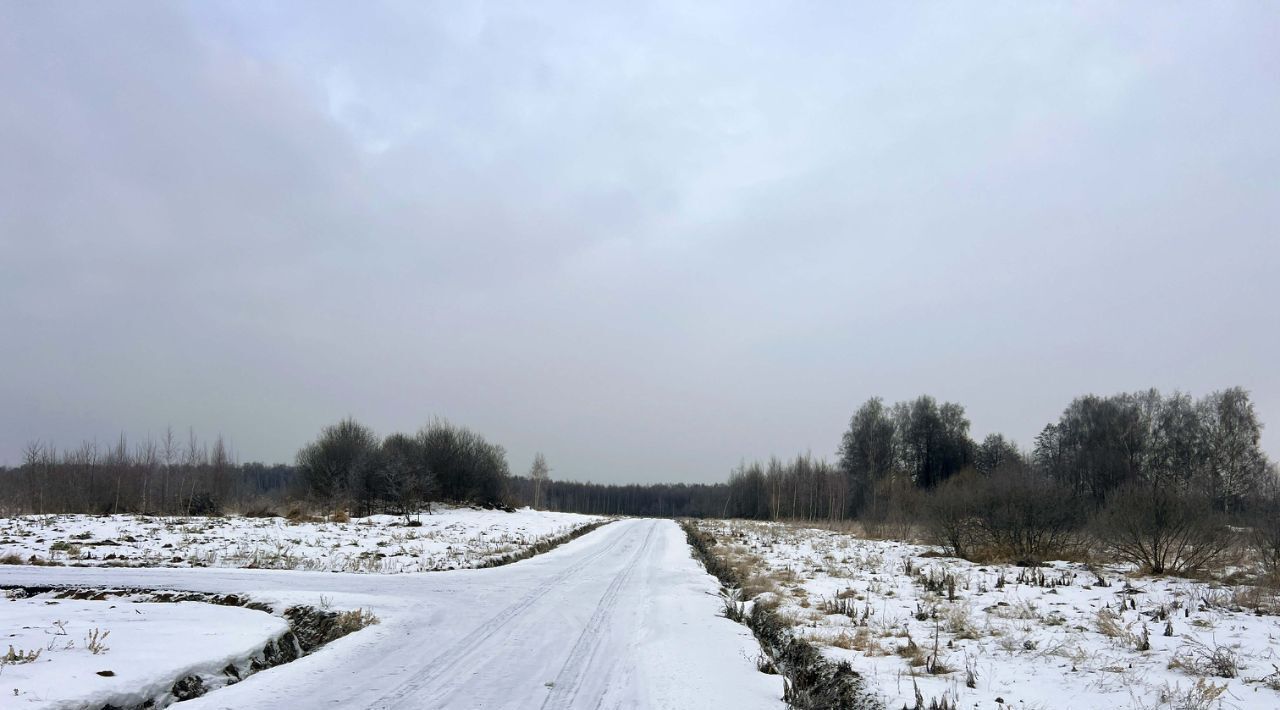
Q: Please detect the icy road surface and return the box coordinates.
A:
[1,519,782,710]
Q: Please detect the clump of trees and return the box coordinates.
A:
[1035,388,1271,512]
[837,395,976,524]
[853,387,1274,575]
[295,418,511,515]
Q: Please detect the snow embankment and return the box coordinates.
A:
[0,507,601,573]
[1,594,289,709]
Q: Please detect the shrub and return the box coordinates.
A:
[863,476,923,541]
[924,470,983,559]
[184,491,222,516]
[1094,484,1233,575]
[1249,490,1280,584]
[977,469,1082,564]
[285,506,320,524]
[925,469,1082,564]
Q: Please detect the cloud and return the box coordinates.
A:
[1,2,1277,480]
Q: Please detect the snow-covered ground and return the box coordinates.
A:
[0,507,600,573]
[1,594,289,709]
[2,519,782,709]
[693,519,1280,710]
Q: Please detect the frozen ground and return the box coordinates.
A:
[2,519,782,709]
[694,519,1280,710]
[1,594,289,709]
[0,506,600,573]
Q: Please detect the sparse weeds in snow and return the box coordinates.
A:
[1095,606,1152,651]
[1096,607,1128,637]
[2,645,42,665]
[989,597,1040,621]
[820,595,858,619]
[694,518,1280,709]
[1259,664,1280,691]
[1130,677,1228,710]
[941,603,978,639]
[0,508,602,574]
[1168,639,1240,679]
[680,521,881,710]
[84,627,110,655]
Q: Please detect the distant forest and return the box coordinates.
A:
[5,388,1276,537]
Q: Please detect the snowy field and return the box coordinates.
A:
[0,520,780,710]
[693,519,1280,710]
[0,507,604,707]
[0,506,601,573]
[1,592,291,709]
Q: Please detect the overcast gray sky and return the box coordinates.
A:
[2,2,1277,482]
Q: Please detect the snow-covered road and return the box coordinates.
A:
[2,519,782,709]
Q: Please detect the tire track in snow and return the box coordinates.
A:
[538,520,657,710]
[373,522,629,709]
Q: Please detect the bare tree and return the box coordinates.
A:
[529,452,551,509]
[183,428,205,516]
[136,436,158,514]
[211,434,232,509]
[161,426,178,513]
[21,440,49,515]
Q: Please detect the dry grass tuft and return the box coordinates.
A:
[2,645,42,665]
[335,608,380,635]
[1167,640,1240,679]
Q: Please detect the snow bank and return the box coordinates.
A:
[1,595,288,709]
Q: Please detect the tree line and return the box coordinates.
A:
[1,428,293,516]
[710,388,1276,523]
[2,418,523,516]
[6,386,1275,570]
[507,477,730,518]
[524,386,1279,576]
